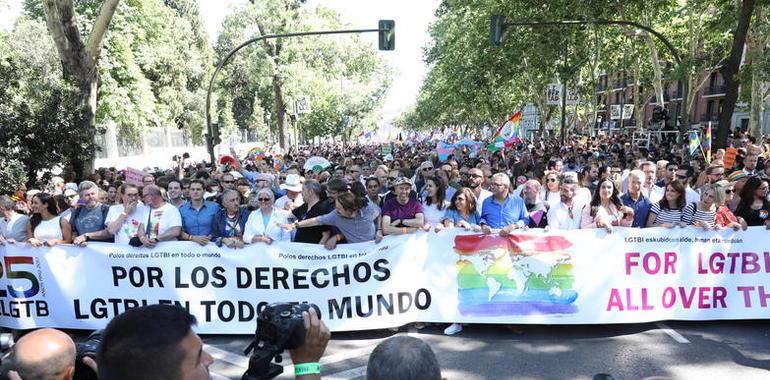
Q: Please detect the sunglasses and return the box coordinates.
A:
[222,180,235,184]
[422,167,433,171]
[388,177,397,181]
[257,198,271,202]
[547,178,558,182]
[725,189,733,194]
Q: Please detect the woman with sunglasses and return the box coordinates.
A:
[243,188,290,244]
[26,193,72,247]
[683,184,719,230]
[713,181,747,230]
[441,187,481,231]
[734,176,770,228]
[540,171,561,208]
[646,180,687,228]
[580,178,633,232]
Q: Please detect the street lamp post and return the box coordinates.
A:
[205,22,395,164]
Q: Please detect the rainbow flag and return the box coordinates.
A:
[492,111,523,146]
[688,131,700,156]
[247,146,266,161]
[705,123,712,163]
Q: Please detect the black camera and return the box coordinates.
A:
[241,303,321,380]
[73,330,101,380]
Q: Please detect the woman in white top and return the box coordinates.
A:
[26,193,71,247]
[244,188,290,244]
[540,170,562,208]
[421,176,450,231]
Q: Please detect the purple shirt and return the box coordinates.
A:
[382,197,424,224]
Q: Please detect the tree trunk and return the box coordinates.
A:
[271,72,287,148]
[749,40,764,139]
[747,5,768,139]
[644,35,666,108]
[42,0,120,179]
[717,0,755,149]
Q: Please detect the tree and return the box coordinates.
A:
[0,19,97,186]
[745,1,770,139]
[717,0,755,148]
[40,0,121,177]
[214,2,391,147]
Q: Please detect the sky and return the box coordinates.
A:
[0,0,439,129]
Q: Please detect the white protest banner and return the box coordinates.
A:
[1,227,769,334]
[124,167,146,186]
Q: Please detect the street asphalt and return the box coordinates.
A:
[201,320,770,380]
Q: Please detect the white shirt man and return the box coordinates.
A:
[640,162,664,203]
[546,180,583,230]
[106,185,146,245]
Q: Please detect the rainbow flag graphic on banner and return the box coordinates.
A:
[688,131,700,156]
[247,146,266,161]
[453,234,578,316]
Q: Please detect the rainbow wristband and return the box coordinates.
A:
[294,362,321,376]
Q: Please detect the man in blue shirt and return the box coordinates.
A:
[480,173,530,235]
[179,179,220,245]
[620,169,651,228]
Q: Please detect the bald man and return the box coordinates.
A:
[9,328,76,380]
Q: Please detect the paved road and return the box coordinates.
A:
[202,320,770,379]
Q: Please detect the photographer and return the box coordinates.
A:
[97,304,329,380]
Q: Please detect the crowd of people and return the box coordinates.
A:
[1,130,767,379]
[2,132,769,252]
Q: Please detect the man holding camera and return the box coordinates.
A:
[97,304,329,380]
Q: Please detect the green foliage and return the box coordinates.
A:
[0,19,99,185]
[408,0,768,133]
[214,1,392,143]
[0,157,27,195]
[24,0,212,144]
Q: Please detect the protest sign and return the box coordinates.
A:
[1,228,768,333]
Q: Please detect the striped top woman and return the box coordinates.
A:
[646,180,687,228]
[683,184,717,229]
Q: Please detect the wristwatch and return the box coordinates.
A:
[293,221,300,229]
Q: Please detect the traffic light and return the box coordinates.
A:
[378,20,395,51]
[490,15,507,46]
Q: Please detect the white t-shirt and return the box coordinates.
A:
[275,194,304,210]
[140,203,182,239]
[105,204,147,245]
[422,200,450,226]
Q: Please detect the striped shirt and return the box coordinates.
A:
[649,203,685,226]
[682,202,716,228]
